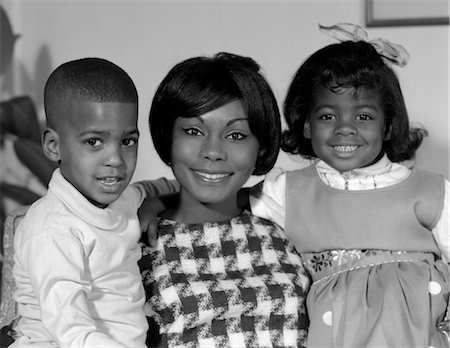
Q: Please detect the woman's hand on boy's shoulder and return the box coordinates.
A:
[138,193,179,246]
[138,196,163,247]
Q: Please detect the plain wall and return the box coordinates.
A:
[1,0,449,187]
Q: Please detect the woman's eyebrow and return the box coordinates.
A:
[195,116,249,126]
[226,117,248,127]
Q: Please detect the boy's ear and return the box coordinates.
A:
[303,120,312,139]
[42,127,61,162]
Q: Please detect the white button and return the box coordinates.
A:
[428,281,441,295]
[322,311,332,326]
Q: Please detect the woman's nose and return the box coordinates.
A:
[200,136,226,161]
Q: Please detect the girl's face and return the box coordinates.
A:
[304,86,390,173]
[171,99,259,218]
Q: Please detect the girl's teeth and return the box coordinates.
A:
[334,145,358,152]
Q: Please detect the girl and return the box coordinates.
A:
[139,52,310,348]
[251,24,450,347]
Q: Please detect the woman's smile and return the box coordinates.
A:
[193,170,232,183]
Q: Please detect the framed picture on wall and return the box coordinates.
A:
[365,0,450,27]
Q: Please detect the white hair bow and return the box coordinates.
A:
[319,23,410,67]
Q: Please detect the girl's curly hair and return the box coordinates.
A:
[282,41,427,162]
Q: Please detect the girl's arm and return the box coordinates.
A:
[432,179,450,343]
[249,167,287,228]
[431,178,450,262]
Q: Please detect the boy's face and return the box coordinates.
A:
[304,86,390,173]
[54,100,138,207]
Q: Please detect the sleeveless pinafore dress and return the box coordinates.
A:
[285,167,450,347]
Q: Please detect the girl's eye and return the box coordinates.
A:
[226,131,246,141]
[122,138,138,147]
[319,114,336,121]
[356,114,373,121]
[85,138,102,147]
[183,127,203,136]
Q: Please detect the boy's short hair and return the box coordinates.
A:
[44,57,138,129]
[149,52,281,176]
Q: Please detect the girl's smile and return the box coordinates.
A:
[304,86,390,173]
[333,145,360,152]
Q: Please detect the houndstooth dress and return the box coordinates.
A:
[139,211,310,348]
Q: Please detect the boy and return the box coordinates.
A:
[11,58,148,347]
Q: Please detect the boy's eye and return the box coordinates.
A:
[356,114,373,121]
[86,138,102,147]
[226,131,246,140]
[183,127,203,136]
[122,138,138,147]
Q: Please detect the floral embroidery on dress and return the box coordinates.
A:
[303,249,414,276]
[364,249,379,256]
[308,253,332,272]
[331,249,362,265]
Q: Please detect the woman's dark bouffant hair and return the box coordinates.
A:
[282,40,427,162]
[149,52,281,175]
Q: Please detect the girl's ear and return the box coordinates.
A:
[42,127,61,162]
[384,124,392,140]
[303,120,312,139]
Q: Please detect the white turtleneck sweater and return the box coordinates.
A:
[12,168,148,348]
[251,155,450,262]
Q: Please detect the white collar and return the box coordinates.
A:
[315,154,394,177]
[48,168,123,229]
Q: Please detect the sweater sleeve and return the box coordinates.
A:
[132,177,180,201]
[249,167,287,229]
[431,178,450,263]
[23,225,126,347]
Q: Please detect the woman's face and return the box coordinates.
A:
[170,99,259,214]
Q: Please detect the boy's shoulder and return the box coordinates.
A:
[19,191,67,230]
[110,184,142,212]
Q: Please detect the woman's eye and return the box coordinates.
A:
[226,132,246,140]
[86,138,102,147]
[122,138,138,147]
[183,127,203,136]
